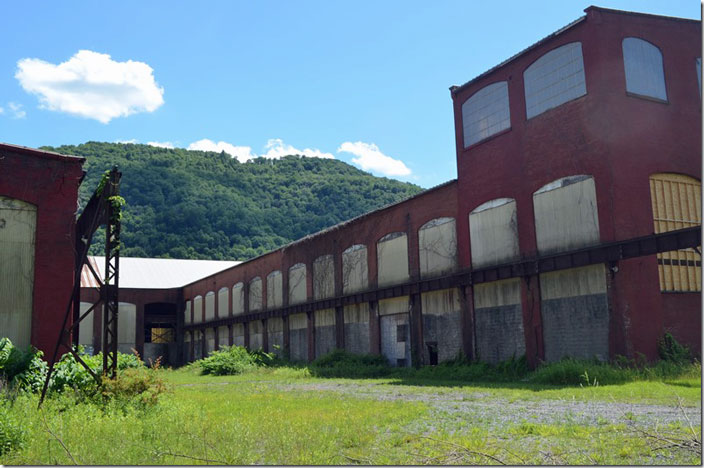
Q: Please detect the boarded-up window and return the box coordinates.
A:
[469,198,519,268]
[622,37,667,101]
[193,295,203,323]
[205,291,215,321]
[462,81,510,147]
[342,245,368,294]
[419,218,457,277]
[289,263,307,305]
[249,277,262,312]
[266,271,283,309]
[218,287,228,318]
[533,175,599,254]
[524,42,586,119]
[0,196,36,349]
[649,173,701,292]
[377,232,409,287]
[184,300,191,325]
[232,283,244,315]
[313,255,335,299]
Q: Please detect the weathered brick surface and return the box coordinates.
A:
[380,313,411,367]
[475,305,525,364]
[542,294,609,362]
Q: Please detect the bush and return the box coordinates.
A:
[94,367,167,412]
[528,358,637,386]
[0,402,26,456]
[198,346,269,376]
[310,349,393,378]
[0,338,47,393]
[657,332,692,364]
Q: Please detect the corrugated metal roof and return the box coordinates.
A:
[81,256,240,289]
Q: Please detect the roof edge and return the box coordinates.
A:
[0,142,86,163]
[182,178,459,289]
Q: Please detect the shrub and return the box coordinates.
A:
[657,333,692,364]
[0,402,26,456]
[528,358,637,386]
[310,349,393,378]
[199,346,267,375]
[0,338,47,392]
[94,367,168,412]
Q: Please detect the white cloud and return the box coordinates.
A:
[0,106,4,114]
[260,138,334,159]
[337,141,411,177]
[7,102,26,119]
[147,141,174,149]
[115,139,139,144]
[15,50,164,124]
[187,139,255,162]
[187,138,335,162]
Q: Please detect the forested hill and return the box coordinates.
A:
[42,142,424,260]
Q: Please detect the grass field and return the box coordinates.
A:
[1,363,701,465]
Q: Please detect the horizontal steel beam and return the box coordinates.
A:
[184,226,701,332]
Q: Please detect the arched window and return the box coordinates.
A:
[418,217,457,277]
[622,37,667,101]
[313,255,334,300]
[266,270,283,309]
[524,42,586,119]
[462,81,510,147]
[204,291,215,321]
[649,173,701,292]
[469,198,519,268]
[288,263,307,305]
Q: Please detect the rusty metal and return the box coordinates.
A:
[39,166,121,406]
[184,226,701,333]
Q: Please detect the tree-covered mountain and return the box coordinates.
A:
[42,142,424,260]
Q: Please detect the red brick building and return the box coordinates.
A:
[0,143,85,357]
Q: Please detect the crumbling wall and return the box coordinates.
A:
[344,303,369,355]
[315,309,335,358]
[289,313,308,361]
[267,317,284,354]
[470,199,525,363]
[534,176,609,362]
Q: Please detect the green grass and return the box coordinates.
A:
[2,363,700,465]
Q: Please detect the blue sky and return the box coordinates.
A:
[1,1,699,188]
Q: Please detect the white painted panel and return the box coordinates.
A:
[218,287,228,318]
[623,37,667,101]
[377,233,409,287]
[0,196,36,349]
[315,309,335,327]
[268,317,284,333]
[78,302,95,346]
[421,289,461,316]
[313,255,335,299]
[342,245,368,294]
[205,291,215,321]
[534,176,600,254]
[184,300,191,324]
[474,278,522,308]
[232,283,244,315]
[541,264,607,300]
[379,296,409,316]
[232,323,245,347]
[462,81,511,147]
[266,271,283,309]
[469,199,519,268]
[343,303,369,323]
[205,328,215,355]
[289,313,308,330]
[217,326,228,348]
[249,320,263,350]
[249,277,262,312]
[193,295,203,323]
[288,263,307,305]
[117,302,136,346]
[419,218,457,277]
[524,42,586,119]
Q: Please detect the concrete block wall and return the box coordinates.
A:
[314,309,336,358]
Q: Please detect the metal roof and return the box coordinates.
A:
[81,256,240,290]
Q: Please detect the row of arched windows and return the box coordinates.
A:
[184,173,702,326]
[462,37,701,148]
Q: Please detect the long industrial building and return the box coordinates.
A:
[2,6,701,368]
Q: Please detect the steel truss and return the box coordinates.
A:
[39,167,121,405]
